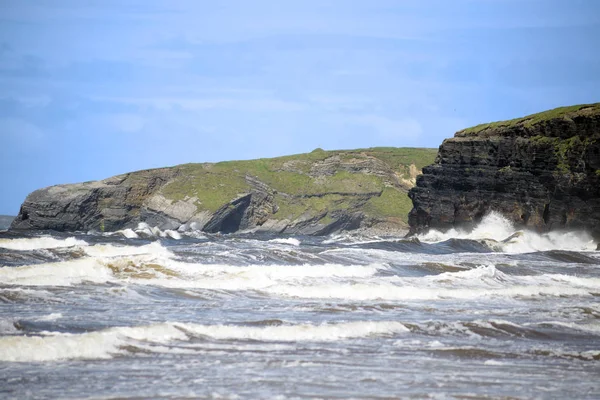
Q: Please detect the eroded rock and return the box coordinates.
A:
[408,103,600,240]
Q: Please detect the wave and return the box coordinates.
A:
[264,265,600,301]
[0,259,114,286]
[0,320,408,362]
[82,241,173,258]
[102,223,183,240]
[268,238,301,246]
[417,211,597,253]
[0,251,385,288]
[3,252,599,303]
[0,236,88,251]
[3,316,597,363]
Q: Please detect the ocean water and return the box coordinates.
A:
[1,212,599,399]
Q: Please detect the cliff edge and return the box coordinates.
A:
[408,103,600,239]
[11,147,437,235]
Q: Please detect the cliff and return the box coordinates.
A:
[11,147,437,235]
[408,103,600,240]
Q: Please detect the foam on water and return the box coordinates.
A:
[116,229,139,239]
[0,320,408,362]
[36,313,63,321]
[178,320,409,341]
[418,211,596,253]
[82,241,173,258]
[0,259,114,286]
[0,323,188,362]
[4,250,599,303]
[0,236,88,251]
[265,265,600,301]
[103,257,386,291]
[268,238,301,246]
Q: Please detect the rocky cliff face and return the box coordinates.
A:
[408,103,600,239]
[11,147,437,235]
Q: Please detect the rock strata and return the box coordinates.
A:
[408,103,600,240]
[12,147,437,235]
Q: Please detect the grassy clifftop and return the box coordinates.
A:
[11,147,438,234]
[161,147,437,224]
[457,103,600,137]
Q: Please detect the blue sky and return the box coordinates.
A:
[1,0,599,215]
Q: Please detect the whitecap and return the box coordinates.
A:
[0,320,408,362]
[417,211,596,253]
[0,236,88,251]
[268,238,301,246]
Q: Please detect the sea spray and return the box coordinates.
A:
[418,211,596,253]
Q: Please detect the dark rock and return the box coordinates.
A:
[11,148,438,235]
[11,168,178,232]
[408,103,600,241]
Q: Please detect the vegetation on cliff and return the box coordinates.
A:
[457,103,600,137]
[409,102,600,239]
[12,147,437,234]
[162,147,435,222]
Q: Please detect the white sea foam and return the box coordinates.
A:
[117,229,139,239]
[264,281,593,301]
[264,265,599,301]
[4,252,599,303]
[83,241,173,258]
[0,251,385,288]
[268,238,301,246]
[37,313,64,321]
[0,236,88,251]
[178,320,409,341]
[484,360,506,366]
[107,259,386,291]
[128,223,182,240]
[417,211,596,253]
[0,323,188,362]
[164,230,182,240]
[529,320,600,334]
[0,259,114,286]
[0,321,408,362]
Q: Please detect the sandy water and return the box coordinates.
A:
[1,213,599,399]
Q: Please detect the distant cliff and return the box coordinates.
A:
[409,103,600,239]
[11,147,437,235]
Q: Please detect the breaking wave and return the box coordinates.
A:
[3,250,599,303]
[0,320,408,362]
[417,211,597,253]
[0,236,88,251]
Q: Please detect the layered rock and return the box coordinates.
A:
[11,147,437,235]
[408,103,600,239]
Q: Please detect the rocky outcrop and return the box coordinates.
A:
[11,168,179,232]
[408,103,600,239]
[11,147,437,235]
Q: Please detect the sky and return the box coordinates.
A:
[1,0,599,215]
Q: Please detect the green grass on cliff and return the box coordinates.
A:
[364,187,414,222]
[160,147,437,223]
[530,134,597,176]
[458,103,600,136]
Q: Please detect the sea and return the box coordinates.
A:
[1,212,599,399]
